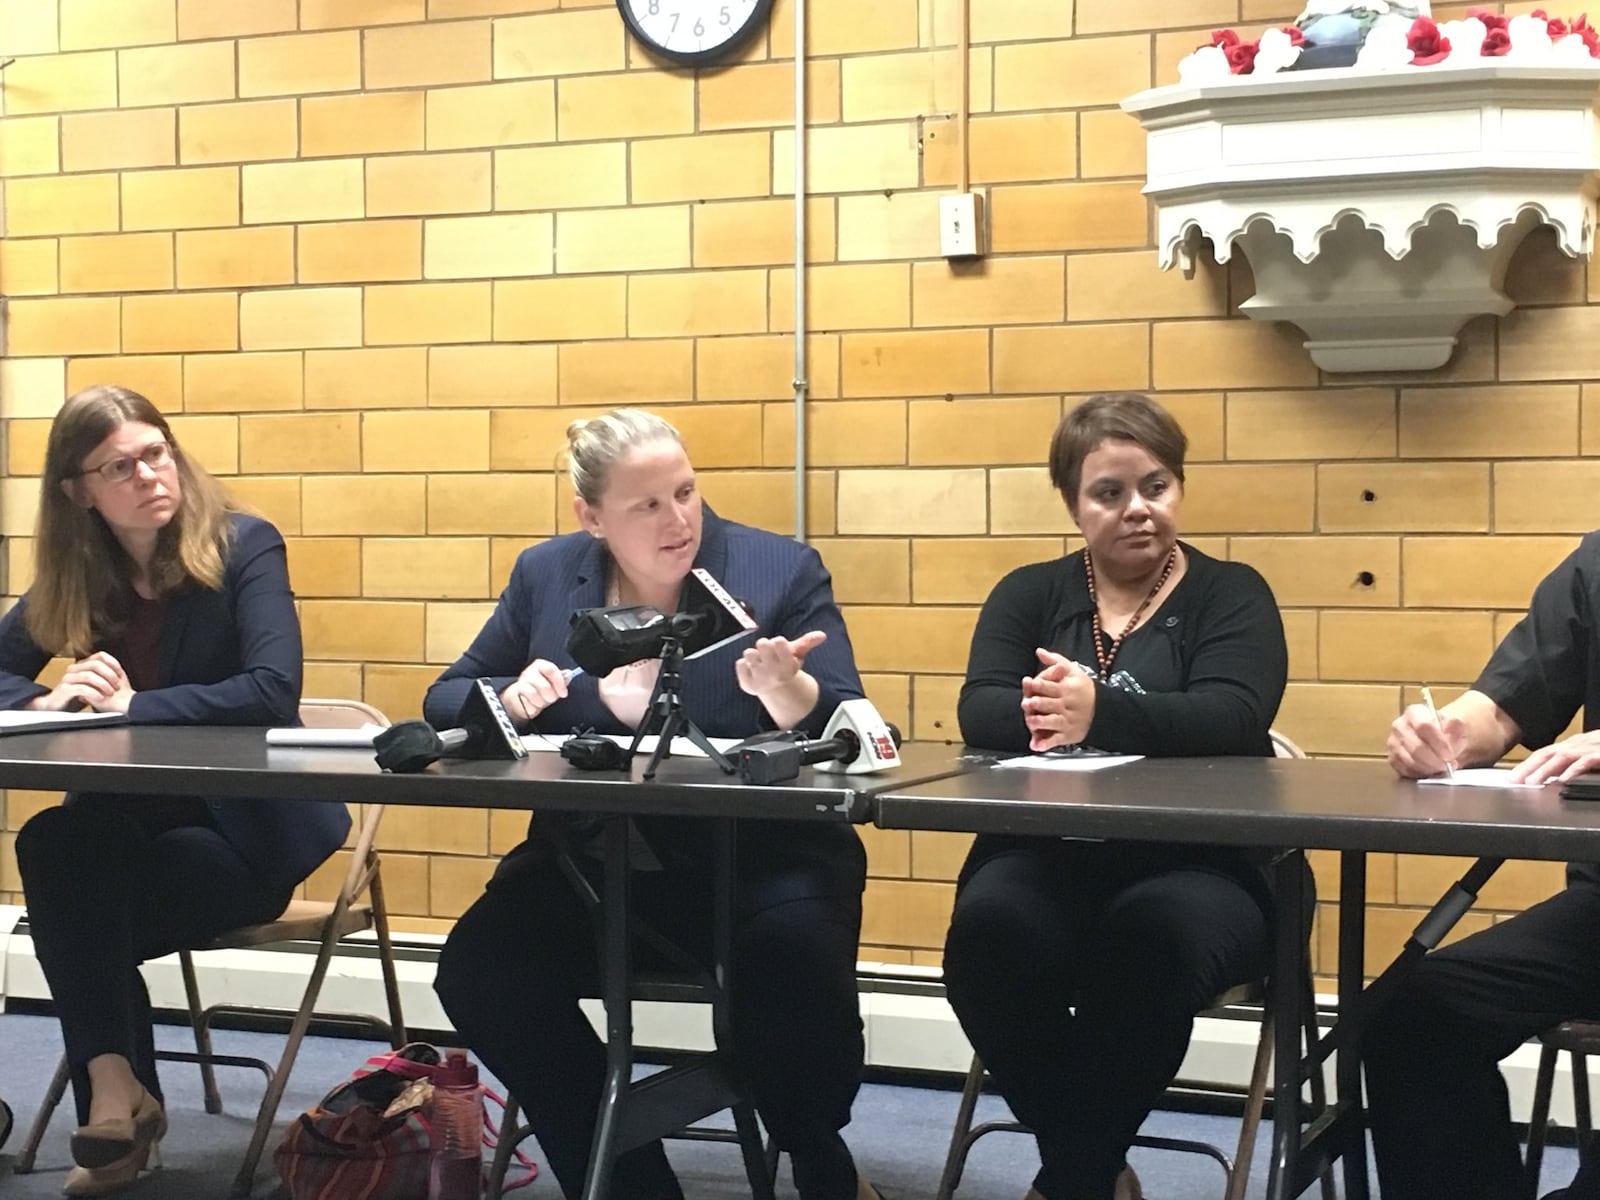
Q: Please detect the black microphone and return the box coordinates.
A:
[737,722,903,786]
[373,678,527,773]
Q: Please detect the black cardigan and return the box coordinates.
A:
[958,543,1287,757]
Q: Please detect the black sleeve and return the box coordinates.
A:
[957,565,1050,752]
[1086,564,1287,756]
[1474,536,1593,750]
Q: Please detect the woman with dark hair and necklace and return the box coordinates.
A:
[0,385,346,1196]
[942,393,1290,1200]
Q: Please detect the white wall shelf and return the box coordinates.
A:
[1122,63,1600,372]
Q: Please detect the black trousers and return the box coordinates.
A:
[14,799,291,1125]
[942,840,1272,1200]
[1365,875,1600,1200]
[433,841,866,1200]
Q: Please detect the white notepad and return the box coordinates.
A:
[265,724,386,749]
[995,753,1144,772]
[1417,767,1546,790]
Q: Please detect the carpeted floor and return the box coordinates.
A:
[0,1011,1578,1198]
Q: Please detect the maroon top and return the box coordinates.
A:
[104,592,166,693]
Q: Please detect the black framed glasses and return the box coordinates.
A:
[76,441,174,485]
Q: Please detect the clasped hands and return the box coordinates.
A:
[29,651,136,714]
[1389,704,1600,785]
[1021,648,1097,753]
[499,631,829,725]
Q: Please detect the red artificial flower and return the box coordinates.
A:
[1407,16,1453,65]
[1467,7,1509,32]
[1210,28,1241,48]
[1280,25,1307,46]
[1573,15,1600,54]
[1482,27,1512,54]
[1547,16,1570,36]
[1226,38,1260,73]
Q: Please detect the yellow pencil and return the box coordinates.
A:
[1421,686,1456,780]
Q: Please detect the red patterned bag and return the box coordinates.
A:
[274,1043,535,1200]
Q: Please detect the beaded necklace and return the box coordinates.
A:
[1083,545,1178,678]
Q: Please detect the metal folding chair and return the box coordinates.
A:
[16,698,407,1197]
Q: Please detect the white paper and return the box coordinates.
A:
[522,732,742,759]
[1418,767,1546,790]
[995,753,1144,772]
[265,724,385,749]
[0,710,127,734]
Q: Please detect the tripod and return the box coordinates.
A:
[626,636,736,780]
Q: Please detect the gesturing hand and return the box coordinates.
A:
[500,659,570,724]
[1020,648,1097,753]
[30,651,135,714]
[1387,704,1467,780]
[735,631,827,698]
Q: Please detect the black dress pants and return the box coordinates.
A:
[1365,875,1600,1200]
[942,839,1272,1200]
[14,799,292,1125]
[433,838,866,1200]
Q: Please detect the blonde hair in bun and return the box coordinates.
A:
[565,408,683,504]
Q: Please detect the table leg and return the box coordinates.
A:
[1267,850,1311,1200]
[583,816,634,1200]
[1338,851,1370,1200]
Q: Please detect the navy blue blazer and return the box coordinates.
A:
[0,513,350,894]
[425,507,868,908]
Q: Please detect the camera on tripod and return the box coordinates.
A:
[564,567,760,780]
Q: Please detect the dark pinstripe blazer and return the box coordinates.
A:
[424,507,868,909]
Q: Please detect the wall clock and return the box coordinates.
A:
[616,0,775,67]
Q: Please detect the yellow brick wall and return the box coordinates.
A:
[0,0,1581,981]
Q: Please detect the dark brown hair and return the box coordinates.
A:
[1048,393,1187,516]
[28,385,238,657]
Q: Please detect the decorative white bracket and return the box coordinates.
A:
[1122,63,1600,372]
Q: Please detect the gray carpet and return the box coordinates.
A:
[0,1012,1578,1197]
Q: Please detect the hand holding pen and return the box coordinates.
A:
[1420,687,1456,780]
[1387,686,1463,780]
[499,659,573,723]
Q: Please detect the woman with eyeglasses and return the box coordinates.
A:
[0,385,348,1196]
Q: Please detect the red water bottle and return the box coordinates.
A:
[428,1050,485,1200]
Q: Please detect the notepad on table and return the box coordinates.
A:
[0,710,127,736]
[1417,767,1545,790]
[995,753,1144,772]
[265,724,386,749]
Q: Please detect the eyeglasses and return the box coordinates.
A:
[77,441,174,485]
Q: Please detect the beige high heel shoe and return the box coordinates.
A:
[69,1087,162,1169]
[63,1092,165,1195]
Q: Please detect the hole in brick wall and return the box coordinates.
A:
[1361,490,1376,503]
[1356,571,1376,587]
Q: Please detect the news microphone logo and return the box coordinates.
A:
[812,699,902,774]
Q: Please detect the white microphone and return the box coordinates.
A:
[810,699,903,774]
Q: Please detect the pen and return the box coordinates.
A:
[1421,686,1456,780]
[562,667,585,683]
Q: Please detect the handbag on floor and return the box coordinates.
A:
[274,1041,536,1199]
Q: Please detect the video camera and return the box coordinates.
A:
[567,567,758,677]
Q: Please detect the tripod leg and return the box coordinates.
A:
[683,720,735,774]
[641,710,679,780]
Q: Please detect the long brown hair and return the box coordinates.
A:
[27,385,238,657]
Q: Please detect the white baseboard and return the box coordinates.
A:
[0,902,1588,1130]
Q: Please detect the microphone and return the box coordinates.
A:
[374,678,528,773]
[736,700,903,786]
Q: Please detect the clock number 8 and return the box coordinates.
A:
[647,0,658,11]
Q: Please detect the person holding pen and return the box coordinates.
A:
[424,408,879,1200]
[0,385,345,1196]
[942,393,1290,1200]
[1370,534,1600,1200]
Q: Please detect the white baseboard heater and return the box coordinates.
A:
[0,904,1587,1128]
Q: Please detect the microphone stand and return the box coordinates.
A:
[626,635,736,780]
